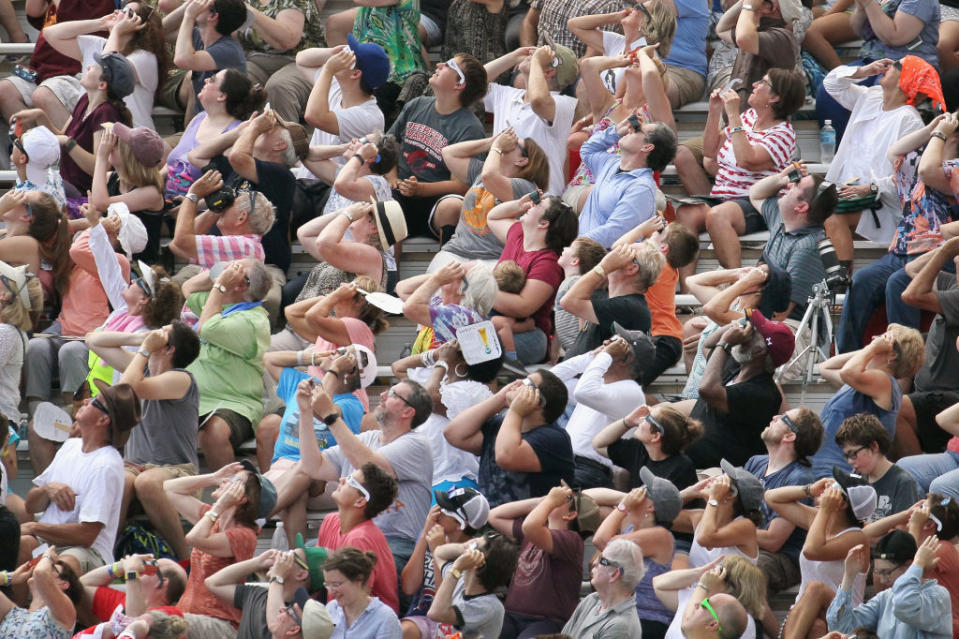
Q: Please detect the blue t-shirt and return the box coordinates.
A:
[744,455,814,563]
[271,367,364,463]
[811,378,902,479]
[662,0,710,76]
[859,0,940,67]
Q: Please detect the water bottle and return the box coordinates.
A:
[820,120,836,164]
[271,522,289,550]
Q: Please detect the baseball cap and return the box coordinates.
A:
[294,533,329,591]
[551,43,579,91]
[111,123,164,167]
[293,588,335,639]
[757,257,792,318]
[748,308,795,367]
[639,467,682,523]
[20,125,60,184]
[612,322,657,377]
[872,529,916,562]
[94,51,136,99]
[573,490,601,537]
[719,459,765,513]
[435,487,490,530]
[237,458,278,518]
[832,465,877,521]
[107,202,148,257]
[347,34,390,90]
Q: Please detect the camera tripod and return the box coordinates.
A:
[777,280,837,404]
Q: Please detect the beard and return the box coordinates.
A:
[731,333,764,364]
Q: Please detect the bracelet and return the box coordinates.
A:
[592,265,607,278]
[724,126,745,137]
[107,561,122,579]
[352,153,367,164]
[931,131,948,142]
[0,571,9,587]
[339,210,354,223]
[204,510,219,523]
[695,582,710,590]
[136,349,150,359]
[490,147,503,155]
[804,483,811,497]
[326,369,339,377]
[63,138,78,153]
[297,351,304,366]
[435,360,450,373]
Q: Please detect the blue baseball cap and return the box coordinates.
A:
[347,34,390,90]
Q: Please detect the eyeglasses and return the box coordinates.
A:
[133,276,152,297]
[388,387,415,408]
[516,139,528,158]
[282,603,302,626]
[522,378,547,406]
[346,475,371,501]
[758,77,773,88]
[90,396,109,415]
[872,564,905,578]
[598,556,621,570]
[445,58,466,84]
[893,60,903,71]
[645,414,664,434]
[779,413,799,434]
[843,445,870,461]
[630,1,653,21]
[700,597,723,632]
[292,550,309,571]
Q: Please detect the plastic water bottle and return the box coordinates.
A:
[271,522,289,550]
[820,120,836,164]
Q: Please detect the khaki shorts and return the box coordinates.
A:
[664,65,707,109]
[124,461,196,479]
[184,613,237,639]
[6,73,83,111]
[59,544,106,573]
[562,183,592,213]
[681,135,705,165]
[157,67,189,112]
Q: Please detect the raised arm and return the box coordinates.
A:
[174,0,221,71]
[402,262,463,326]
[527,46,558,125]
[445,385,514,455]
[578,54,625,121]
[304,47,353,134]
[855,0,925,47]
[520,487,570,553]
[837,337,895,405]
[802,488,867,561]
[41,15,112,61]
[567,11,626,51]
[917,114,959,195]
[245,4,305,52]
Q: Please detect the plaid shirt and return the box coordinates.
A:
[194,234,264,267]
[530,0,623,58]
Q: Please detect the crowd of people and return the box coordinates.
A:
[0,0,958,636]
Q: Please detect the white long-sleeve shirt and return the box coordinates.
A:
[551,352,645,465]
[824,65,923,244]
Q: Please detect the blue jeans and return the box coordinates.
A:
[515,328,548,365]
[836,252,918,353]
[898,451,959,499]
[816,59,875,142]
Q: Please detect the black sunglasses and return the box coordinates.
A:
[91,396,109,415]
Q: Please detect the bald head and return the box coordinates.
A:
[681,592,749,639]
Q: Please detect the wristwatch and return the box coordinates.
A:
[214,282,228,294]
[270,575,285,585]
[616,503,628,513]
[869,182,878,195]
[707,499,720,507]
[717,341,732,354]
[450,568,463,580]
[184,192,199,204]
[321,412,340,426]
[592,265,607,278]
[125,570,139,581]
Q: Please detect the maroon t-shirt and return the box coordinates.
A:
[497,223,563,335]
[28,0,116,83]
[504,519,584,623]
[61,95,121,193]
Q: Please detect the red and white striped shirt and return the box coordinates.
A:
[194,234,264,267]
[710,108,797,200]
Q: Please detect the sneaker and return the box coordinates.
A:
[500,356,527,379]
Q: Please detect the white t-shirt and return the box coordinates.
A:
[0,324,26,421]
[33,438,125,563]
[601,31,647,95]
[78,36,157,130]
[483,83,578,196]
[293,75,385,179]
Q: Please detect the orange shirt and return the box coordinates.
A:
[645,265,682,340]
[59,231,130,336]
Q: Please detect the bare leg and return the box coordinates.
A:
[674,145,713,197]
[26,423,58,476]
[781,581,834,639]
[135,468,191,560]
[802,14,848,70]
[326,8,358,47]
[117,472,138,537]
[705,201,747,268]
[197,416,236,471]
[282,490,309,543]
[492,315,518,355]
[892,395,922,460]
[682,316,708,372]
[676,203,707,292]
[823,211,861,265]
[938,22,959,73]
[31,86,71,131]
[256,414,281,472]
[271,463,314,515]
[0,79,28,125]
[402,619,424,639]
[0,0,27,42]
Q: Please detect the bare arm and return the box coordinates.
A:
[566,11,625,52]
[245,6,305,52]
[857,0,925,47]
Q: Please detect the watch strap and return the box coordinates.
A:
[185,192,199,203]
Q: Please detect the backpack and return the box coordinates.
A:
[114,523,177,562]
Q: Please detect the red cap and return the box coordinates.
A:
[749,308,795,367]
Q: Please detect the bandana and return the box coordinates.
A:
[898,55,946,111]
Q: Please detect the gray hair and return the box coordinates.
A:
[237,191,276,236]
[243,260,272,302]
[277,127,298,167]
[605,538,645,590]
[461,263,499,317]
[632,241,666,292]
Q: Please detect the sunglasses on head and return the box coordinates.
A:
[445,58,466,84]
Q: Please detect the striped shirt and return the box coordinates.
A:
[194,234,264,267]
[711,109,796,200]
